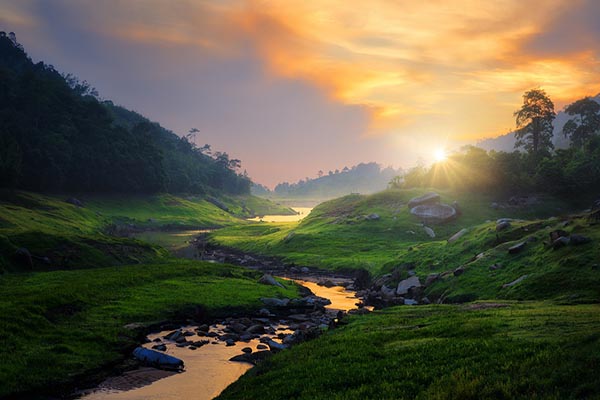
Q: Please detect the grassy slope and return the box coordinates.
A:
[0,190,292,272]
[211,189,575,266]
[212,188,600,399]
[219,302,600,400]
[0,190,298,396]
[211,189,600,303]
[0,260,298,397]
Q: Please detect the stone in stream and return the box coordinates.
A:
[164,330,182,341]
[256,344,268,350]
[152,344,167,351]
[246,324,265,334]
[261,298,290,307]
[241,347,253,354]
[230,350,273,365]
[396,276,422,296]
[229,323,248,334]
[258,274,285,288]
[266,339,289,352]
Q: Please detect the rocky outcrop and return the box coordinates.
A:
[411,204,456,223]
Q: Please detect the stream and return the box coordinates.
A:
[78,229,361,400]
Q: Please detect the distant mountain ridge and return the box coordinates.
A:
[254,162,401,200]
[477,94,600,152]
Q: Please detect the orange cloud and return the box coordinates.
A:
[90,0,600,141]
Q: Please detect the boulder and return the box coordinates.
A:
[453,266,465,276]
[365,213,380,221]
[549,230,569,242]
[496,221,511,231]
[246,324,265,334]
[447,228,468,244]
[396,276,422,296]
[14,248,33,269]
[408,192,440,208]
[423,226,436,238]
[570,234,591,245]
[411,204,456,224]
[380,285,396,300]
[404,299,418,306]
[502,275,528,288]
[424,273,440,286]
[508,242,526,254]
[552,236,570,249]
[65,197,83,207]
[258,274,285,288]
[489,263,503,271]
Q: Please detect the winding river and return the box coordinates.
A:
[79,224,359,400]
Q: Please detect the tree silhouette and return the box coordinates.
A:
[514,89,556,154]
[562,97,600,148]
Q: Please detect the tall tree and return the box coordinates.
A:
[562,97,600,148]
[514,89,556,154]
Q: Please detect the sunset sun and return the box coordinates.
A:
[434,148,447,162]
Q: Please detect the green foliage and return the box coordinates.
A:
[0,260,299,397]
[514,89,556,155]
[0,35,250,195]
[562,97,600,148]
[219,303,600,400]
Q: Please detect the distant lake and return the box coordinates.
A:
[248,207,313,222]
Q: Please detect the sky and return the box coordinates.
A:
[1,0,600,187]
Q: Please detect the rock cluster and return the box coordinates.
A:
[146,292,347,367]
[357,266,434,308]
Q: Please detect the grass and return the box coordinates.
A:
[0,190,293,272]
[0,259,298,397]
[210,188,600,302]
[2,188,599,399]
[219,302,600,400]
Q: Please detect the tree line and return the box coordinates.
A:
[0,33,250,195]
[394,89,600,198]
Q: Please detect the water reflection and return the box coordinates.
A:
[249,207,313,223]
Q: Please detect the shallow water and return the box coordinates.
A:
[80,281,357,400]
[248,207,313,222]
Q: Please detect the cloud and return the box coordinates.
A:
[2,0,600,184]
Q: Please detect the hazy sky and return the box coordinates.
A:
[2,0,600,187]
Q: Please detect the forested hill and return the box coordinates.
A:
[0,33,250,195]
[255,162,400,199]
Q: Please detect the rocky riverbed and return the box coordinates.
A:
[78,274,364,400]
